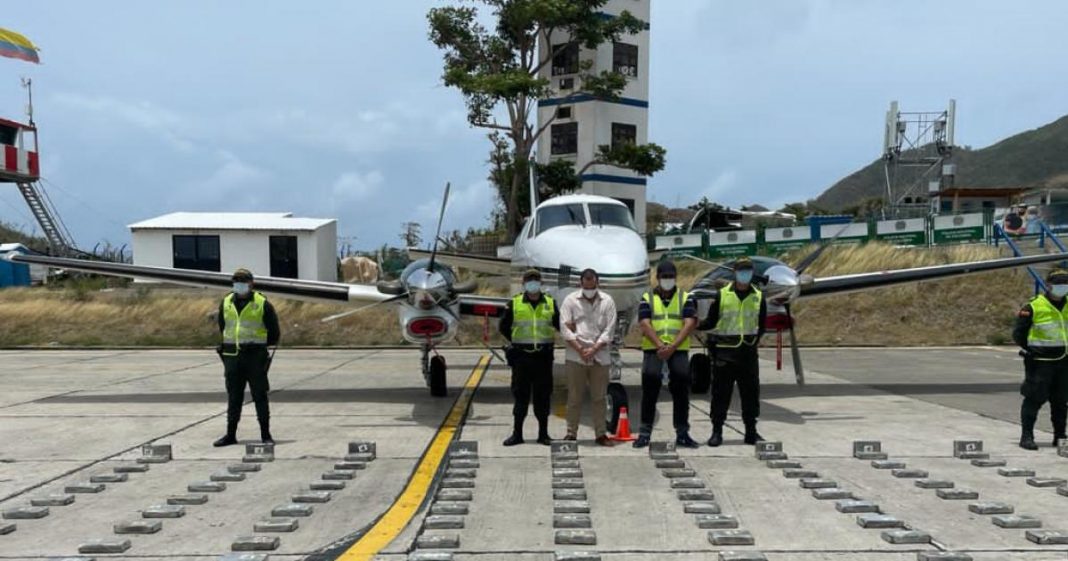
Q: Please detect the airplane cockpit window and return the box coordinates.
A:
[536,203,586,235]
[588,203,637,231]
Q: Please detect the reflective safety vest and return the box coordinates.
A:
[511,293,555,348]
[1027,294,1068,360]
[222,292,269,355]
[641,289,691,351]
[712,284,762,348]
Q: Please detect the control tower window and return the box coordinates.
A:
[613,42,638,78]
[552,42,579,76]
[611,123,637,149]
[551,122,578,155]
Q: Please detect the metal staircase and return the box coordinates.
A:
[15,181,76,256]
[993,222,1068,295]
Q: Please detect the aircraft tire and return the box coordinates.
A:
[690,353,712,394]
[429,355,447,397]
[605,382,628,434]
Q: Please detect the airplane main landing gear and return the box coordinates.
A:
[421,345,448,397]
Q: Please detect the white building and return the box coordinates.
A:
[535,0,651,232]
[129,212,337,281]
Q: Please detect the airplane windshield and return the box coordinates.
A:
[536,204,586,235]
[589,203,637,231]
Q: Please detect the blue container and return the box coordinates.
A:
[0,245,32,287]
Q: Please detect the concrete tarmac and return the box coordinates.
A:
[0,347,1066,561]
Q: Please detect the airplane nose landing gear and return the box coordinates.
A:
[421,344,448,397]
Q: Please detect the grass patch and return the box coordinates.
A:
[0,242,1045,347]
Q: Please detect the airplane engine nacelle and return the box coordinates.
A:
[399,305,459,345]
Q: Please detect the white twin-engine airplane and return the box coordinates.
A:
[9,184,1068,432]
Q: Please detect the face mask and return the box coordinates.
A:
[735,270,754,284]
[233,282,250,296]
[659,278,676,291]
[582,288,598,299]
[1051,284,1068,298]
[524,281,542,294]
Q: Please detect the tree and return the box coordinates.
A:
[428,0,664,237]
[399,222,423,248]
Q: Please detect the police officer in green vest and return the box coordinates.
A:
[635,260,700,448]
[498,269,560,446]
[702,257,767,446]
[213,268,281,447]
[1012,268,1068,450]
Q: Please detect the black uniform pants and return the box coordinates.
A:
[1021,357,1068,436]
[639,351,691,437]
[222,347,271,435]
[711,352,760,429]
[511,350,553,433]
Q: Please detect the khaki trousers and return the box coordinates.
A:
[566,360,609,437]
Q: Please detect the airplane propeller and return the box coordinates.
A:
[321,293,409,323]
[427,182,451,273]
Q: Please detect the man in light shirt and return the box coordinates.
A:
[560,268,617,445]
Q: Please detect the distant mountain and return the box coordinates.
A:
[815,114,1068,211]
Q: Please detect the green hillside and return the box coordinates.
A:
[0,221,48,252]
[816,114,1068,211]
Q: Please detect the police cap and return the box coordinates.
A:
[733,256,754,270]
[1048,268,1068,283]
[656,260,677,278]
[522,268,541,281]
[232,268,254,282]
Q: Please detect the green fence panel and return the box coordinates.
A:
[764,225,812,254]
[875,218,927,246]
[708,230,758,258]
[933,213,985,244]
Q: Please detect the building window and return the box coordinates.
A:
[611,123,637,149]
[269,235,299,279]
[551,122,578,155]
[556,106,572,120]
[613,42,638,78]
[172,235,220,272]
[552,42,579,76]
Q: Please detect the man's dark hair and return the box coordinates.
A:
[580,268,599,281]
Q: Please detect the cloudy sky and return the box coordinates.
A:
[2,1,1067,250]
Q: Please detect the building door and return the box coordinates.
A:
[269,236,299,279]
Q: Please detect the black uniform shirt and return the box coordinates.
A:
[1013,295,1067,359]
[498,292,561,349]
[218,293,281,347]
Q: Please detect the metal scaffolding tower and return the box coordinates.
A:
[882,99,957,217]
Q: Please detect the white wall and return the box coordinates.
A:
[535,0,651,233]
[131,225,337,282]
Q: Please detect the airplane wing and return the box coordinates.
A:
[409,249,512,276]
[800,252,1068,299]
[7,254,391,305]
[457,294,509,318]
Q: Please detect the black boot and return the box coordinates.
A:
[707,427,724,447]
[1019,431,1038,451]
[213,434,238,447]
[502,433,524,446]
[214,420,238,447]
[743,424,764,445]
[259,419,273,445]
[536,429,552,445]
[1053,434,1064,448]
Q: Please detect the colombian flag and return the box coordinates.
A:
[0,27,40,64]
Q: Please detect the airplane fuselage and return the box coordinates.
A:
[509,194,650,316]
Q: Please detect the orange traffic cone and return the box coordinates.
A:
[609,406,637,442]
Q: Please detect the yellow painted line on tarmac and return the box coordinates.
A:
[337,354,490,561]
